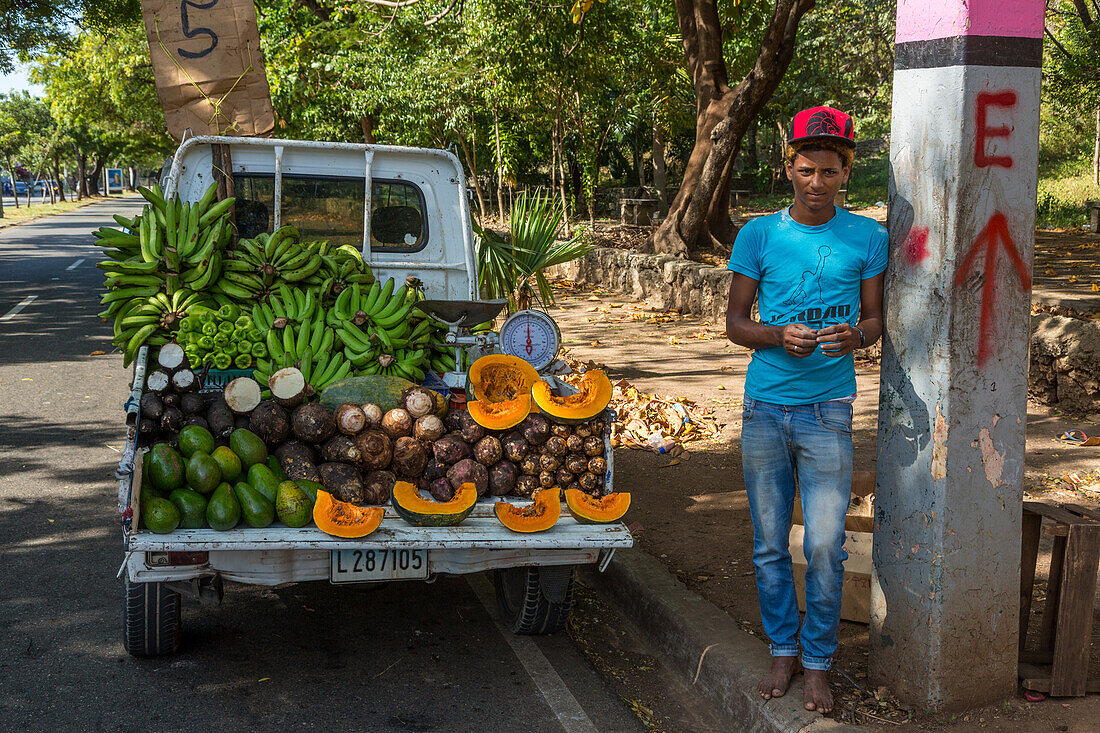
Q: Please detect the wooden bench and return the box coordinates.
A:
[619,198,658,226]
[730,189,752,207]
[1018,501,1100,696]
[1087,200,1099,234]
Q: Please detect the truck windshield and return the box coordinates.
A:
[233,174,427,253]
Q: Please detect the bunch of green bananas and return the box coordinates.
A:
[177,304,268,370]
[251,284,350,392]
[110,289,213,366]
[328,278,436,381]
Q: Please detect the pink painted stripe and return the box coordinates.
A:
[896,0,1044,43]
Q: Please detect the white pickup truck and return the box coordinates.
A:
[116,136,632,656]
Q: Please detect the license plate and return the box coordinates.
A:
[330,549,428,583]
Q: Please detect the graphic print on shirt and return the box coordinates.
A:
[773,244,853,329]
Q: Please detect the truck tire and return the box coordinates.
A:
[123,578,181,656]
[493,564,576,635]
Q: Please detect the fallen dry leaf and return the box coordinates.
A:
[89,350,105,356]
[668,336,680,345]
[1069,275,1078,283]
[591,340,601,347]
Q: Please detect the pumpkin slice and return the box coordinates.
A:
[392,480,477,527]
[494,488,561,533]
[468,354,540,403]
[467,394,532,430]
[564,489,630,524]
[313,489,384,538]
[531,370,613,424]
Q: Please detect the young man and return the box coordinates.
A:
[725,106,887,715]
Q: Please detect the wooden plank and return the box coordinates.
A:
[1024,501,1091,527]
[1063,503,1100,523]
[1020,509,1043,652]
[1050,524,1100,697]
[1040,534,1068,652]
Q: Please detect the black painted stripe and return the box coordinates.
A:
[895,36,1043,70]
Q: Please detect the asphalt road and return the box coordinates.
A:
[0,198,643,733]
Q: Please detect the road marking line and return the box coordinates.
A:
[467,574,598,733]
[0,296,37,322]
[66,258,85,271]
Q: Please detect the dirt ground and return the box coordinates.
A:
[543,227,1100,729]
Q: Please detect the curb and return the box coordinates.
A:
[581,549,869,733]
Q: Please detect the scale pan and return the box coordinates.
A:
[415,299,507,328]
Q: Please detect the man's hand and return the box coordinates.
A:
[816,324,860,357]
[782,323,818,358]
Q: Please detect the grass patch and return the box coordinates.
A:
[0,197,104,229]
[1036,157,1100,228]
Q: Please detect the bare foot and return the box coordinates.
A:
[758,656,800,700]
[803,669,833,714]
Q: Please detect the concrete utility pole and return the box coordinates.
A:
[871,0,1044,711]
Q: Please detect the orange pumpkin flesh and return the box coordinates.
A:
[564,489,630,524]
[313,489,384,538]
[494,488,561,533]
[467,394,532,430]
[468,354,540,403]
[391,480,477,527]
[531,370,613,423]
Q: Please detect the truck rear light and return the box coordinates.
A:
[147,551,209,566]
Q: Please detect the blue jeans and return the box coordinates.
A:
[740,397,852,671]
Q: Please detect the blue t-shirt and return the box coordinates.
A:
[727,207,888,405]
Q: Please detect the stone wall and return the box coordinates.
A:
[552,247,1099,413]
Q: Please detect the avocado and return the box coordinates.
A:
[206,482,241,531]
[178,424,215,459]
[143,496,181,534]
[266,455,288,482]
[229,428,268,468]
[233,481,275,528]
[148,443,185,492]
[211,445,242,482]
[295,479,322,504]
[185,452,222,494]
[276,481,313,528]
[168,488,208,529]
[246,463,280,504]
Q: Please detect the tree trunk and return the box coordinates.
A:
[7,157,18,208]
[648,0,815,259]
[75,147,86,200]
[1093,103,1099,186]
[653,122,668,215]
[554,118,572,237]
[457,131,487,220]
[746,118,759,172]
[87,158,103,197]
[635,133,646,189]
[493,111,505,219]
[361,114,376,144]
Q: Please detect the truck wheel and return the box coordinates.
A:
[493,565,576,635]
[123,578,181,656]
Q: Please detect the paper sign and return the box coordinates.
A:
[140,0,275,140]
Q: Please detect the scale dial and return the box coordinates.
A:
[498,310,561,372]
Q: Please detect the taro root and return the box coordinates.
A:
[473,436,503,466]
[565,453,588,476]
[321,435,362,464]
[249,400,290,446]
[171,368,197,393]
[432,434,471,465]
[429,477,455,503]
[292,403,337,444]
[564,481,582,495]
[233,414,251,431]
[447,458,489,497]
[319,462,366,504]
[160,407,184,432]
[538,453,562,473]
[392,436,429,478]
[423,459,448,482]
[583,436,603,457]
[363,470,397,505]
[519,455,540,476]
[381,408,413,438]
[354,429,393,471]
[555,468,575,486]
[281,456,321,483]
[578,472,600,492]
[268,367,311,409]
[333,403,367,436]
[402,386,436,419]
[501,432,530,463]
[224,377,262,414]
[588,456,608,475]
[362,403,383,427]
[157,342,187,372]
[538,470,556,488]
[162,392,181,410]
[566,434,585,453]
[140,393,165,421]
[515,475,539,498]
[182,415,210,431]
[489,460,518,496]
[206,397,235,438]
[543,435,568,457]
[550,424,571,439]
[444,409,466,433]
[180,392,205,417]
[413,415,445,442]
[519,414,549,446]
[459,415,485,444]
[146,369,171,395]
[275,439,318,465]
[416,476,432,493]
[137,418,156,437]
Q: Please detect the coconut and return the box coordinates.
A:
[354,429,393,471]
[447,458,489,497]
[381,408,413,438]
[391,436,429,478]
[249,400,290,446]
[578,472,600,491]
[402,387,436,419]
[565,453,588,476]
[588,456,607,475]
[519,414,550,446]
[538,453,562,473]
[519,454,540,476]
[515,475,539,498]
[429,477,455,503]
[565,434,585,453]
[413,414,445,442]
[538,470,555,488]
[292,403,337,444]
[432,434,471,465]
[362,403,383,427]
[543,435,568,457]
[501,431,530,463]
[333,403,367,436]
[555,468,575,486]
[362,469,397,505]
[319,462,366,504]
[320,435,361,464]
[583,436,603,457]
[423,459,448,482]
[473,436,503,466]
[489,460,518,496]
[549,423,571,439]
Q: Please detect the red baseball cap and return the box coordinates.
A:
[790,106,855,148]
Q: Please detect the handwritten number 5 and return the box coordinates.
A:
[178,0,219,59]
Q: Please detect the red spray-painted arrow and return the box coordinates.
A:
[954,212,1031,367]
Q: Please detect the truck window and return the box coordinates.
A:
[233,174,427,253]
